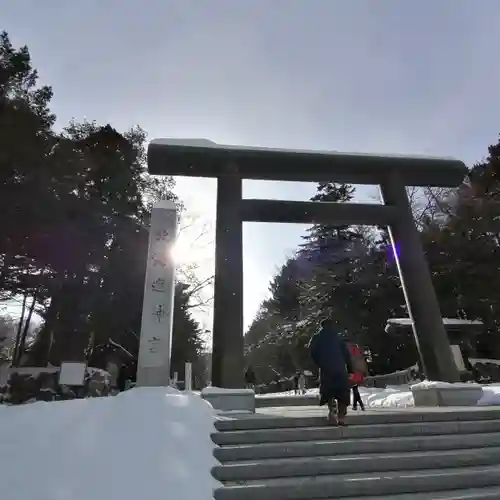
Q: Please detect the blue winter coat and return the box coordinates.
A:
[309,327,353,406]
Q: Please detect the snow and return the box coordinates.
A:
[470,357,500,366]
[411,380,481,390]
[478,385,500,405]
[152,138,217,148]
[85,367,111,379]
[0,387,220,500]
[362,386,415,408]
[258,390,319,398]
[257,383,500,408]
[108,338,134,359]
[149,138,458,163]
[386,317,483,327]
[202,386,254,395]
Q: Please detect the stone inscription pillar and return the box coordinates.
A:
[136,199,178,387]
[211,169,245,388]
[380,171,459,382]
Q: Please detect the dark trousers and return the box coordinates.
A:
[327,398,347,418]
[352,385,364,409]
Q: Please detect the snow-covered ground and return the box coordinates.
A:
[0,387,220,500]
[257,383,500,408]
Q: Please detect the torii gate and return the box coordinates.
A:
[148,139,467,388]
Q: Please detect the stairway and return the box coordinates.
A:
[212,408,500,499]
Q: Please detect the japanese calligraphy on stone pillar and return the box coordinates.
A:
[138,200,178,370]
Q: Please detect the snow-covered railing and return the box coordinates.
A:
[364,367,416,388]
[469,358,500,366]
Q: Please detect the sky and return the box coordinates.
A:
[3,0,500,335]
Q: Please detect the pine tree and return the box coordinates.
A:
[299,182,363,329]
[423,136,500,359]
[265,257,303,322]
[170,282,206,388]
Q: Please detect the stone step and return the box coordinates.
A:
[212,418,500,445]
[214,431,500,462]
[256,395,319,408]
[213,446,500,481]
[307,485,500,499]
[214,408,500,432]
[213,464,500,500]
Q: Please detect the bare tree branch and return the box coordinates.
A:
[406,186,458,229]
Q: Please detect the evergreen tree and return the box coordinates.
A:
[170,283,206,389]
[298,181,363,333]
[0,32,206,379]
[422,136,500,358]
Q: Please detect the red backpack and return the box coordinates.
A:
[350,371,364,385]
[347,343,367,382]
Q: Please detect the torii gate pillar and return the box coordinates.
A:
[380,171,459,382]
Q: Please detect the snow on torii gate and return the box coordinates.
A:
[148,139,467,388]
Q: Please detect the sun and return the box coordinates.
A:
[170,236,191,265]
[170,228,213,268]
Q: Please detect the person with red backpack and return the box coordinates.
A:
[348,343,366,411]
[350,371,365,411]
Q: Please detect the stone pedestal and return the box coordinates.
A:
[201,387,255,413]
[411,381,483,407]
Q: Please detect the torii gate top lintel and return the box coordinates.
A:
[148,138,467,187]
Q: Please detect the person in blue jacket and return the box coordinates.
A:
[309,318,353,426]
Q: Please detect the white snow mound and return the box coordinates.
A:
[0,387,220,500]
[256,383,500,408]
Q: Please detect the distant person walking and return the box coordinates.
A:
[309,318,353,426]
[298,372,306,395]
[245,365,256,390]
[293,371,307,395]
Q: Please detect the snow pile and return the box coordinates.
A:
[257,386,414,408]
[258,389,319,398]
[257,383,500,408]
[363,383,500,408]
[0,387,220,500]
[478,384,500,405]
[361,386,415,408]
[411,380,480,389]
